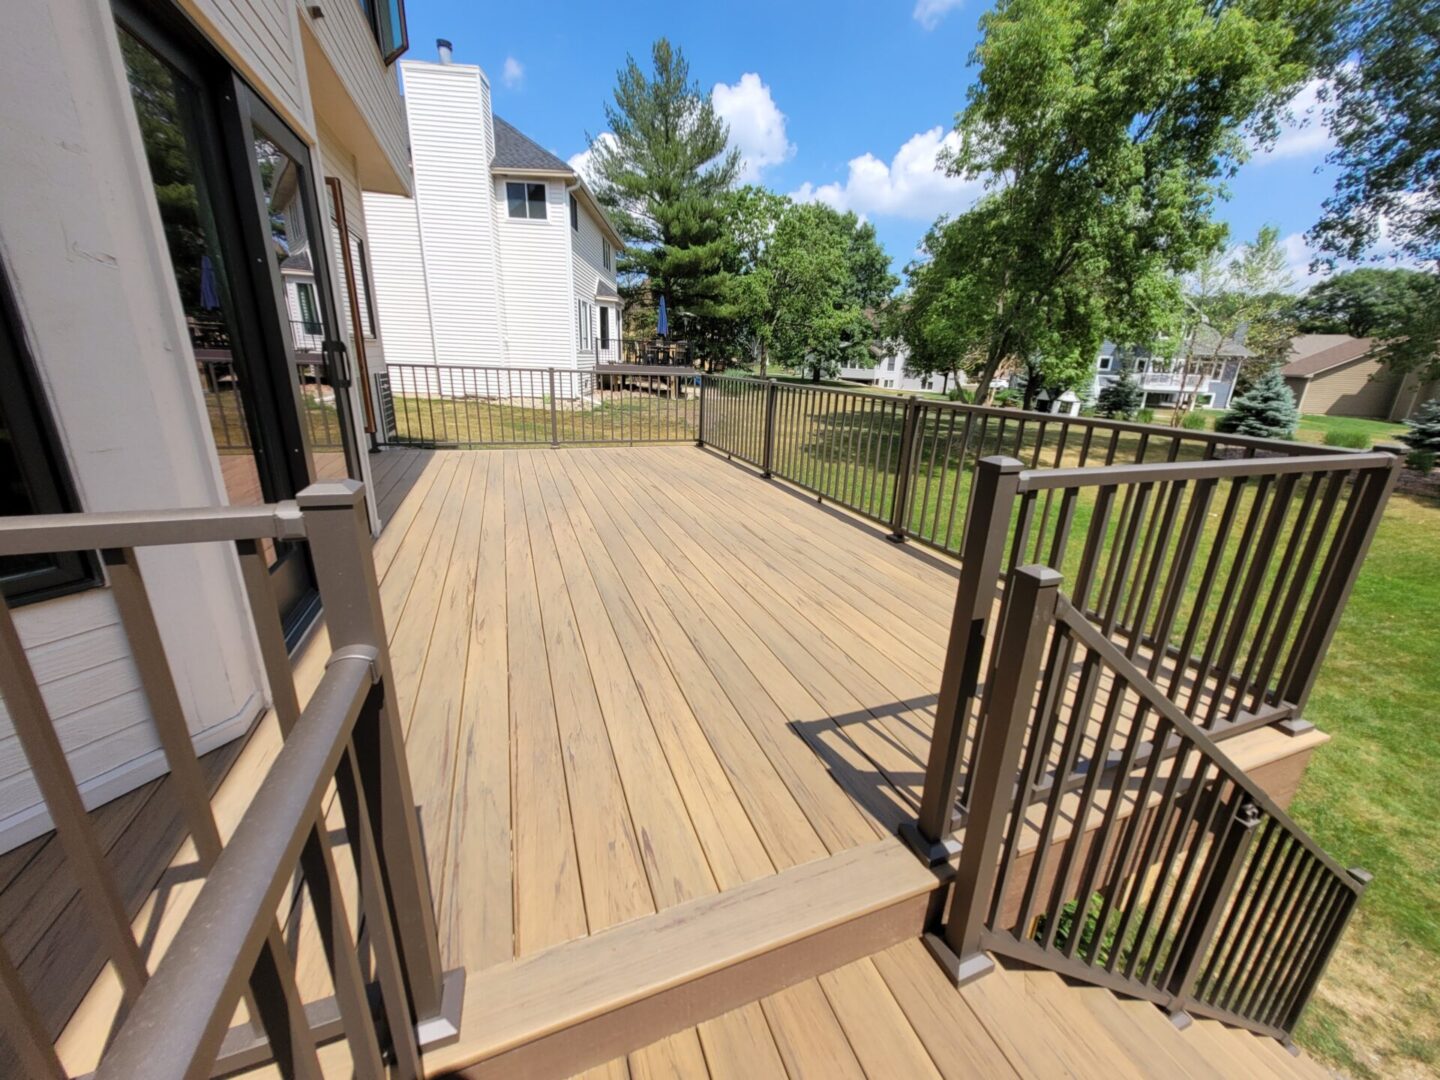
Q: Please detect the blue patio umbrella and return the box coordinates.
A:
[656,295,668,337]
[199,254,221,310]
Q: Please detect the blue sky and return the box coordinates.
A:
[404,0,1345,289]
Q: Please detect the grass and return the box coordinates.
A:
[1285,490,1440,1076]
[389,388,699,446]
[1155,407,1408,450]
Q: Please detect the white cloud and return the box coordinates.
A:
[1281,232,1330,289]
[1255,76,1332,163]
[567,132,617,185]
[790,126,984,220]
[501,56,524,89]
[914,0,965,30]
[711,73,794,183]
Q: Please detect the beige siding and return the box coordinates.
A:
[178,0,307,132]
[1302,357,1400,417]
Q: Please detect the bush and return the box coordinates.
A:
[1401,399,1440,454]
[946,385,974,403]
[993,388,1023,408]
[1180,410,1209,431]
[1215,370,1299,439]
[1324,428,1371,449]
[1096,366,1144,419]
[1408,449,1437,474]
[1136,407,1156,424]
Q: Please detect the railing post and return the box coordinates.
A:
[696,374,707,447]
[902,455,1025,865]
[548,367,560,447]
[1278,458,1398,729]
[929,564,1061,985]
[1164,792,1263,1024]
[887,396,921,542]
[296,481,452,1031]
[761,379,778,478]
[1281,867,1370,1039]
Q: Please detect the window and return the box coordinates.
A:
[570,194,579,231]
[576,299,590,349]
[602,238,612,270]
[599,306,610,349]
[0,265,98,605]
[295,282,320,333]
[886,356,896,371]
[356,0,408,66]
[1097,354,1113,371]
[507,181,547,220]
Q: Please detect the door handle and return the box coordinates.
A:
[322,339,352,388]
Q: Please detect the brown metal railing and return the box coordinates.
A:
[0,484,460,1078]
[930,565,1372,1039]
[383,363,699,448]
[198,355,346,454]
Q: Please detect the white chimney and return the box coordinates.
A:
[437,38,454,64]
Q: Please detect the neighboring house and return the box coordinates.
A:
[364,43,625,395]
[1282,334,1438,420]
[1092,329,1248,409]
[840,345,959,393]
[0,0,408,848]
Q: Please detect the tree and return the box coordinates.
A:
[1096,365,1145,419]
[923,0,1331,401]
[1290,268,1440,337]
[584,39,739,357]
[1215,370,1300,438]
[758,203,894,381]
[1310,0,1440,378]
[1401,399,1440,453]
[720,186,789,372]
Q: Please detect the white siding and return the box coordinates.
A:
[402,60,503,365]
[496,177,575,368]
[364,192,437,365]
[0,0,265,849]
[570,199,620,365]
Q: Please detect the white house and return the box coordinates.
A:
[1092,329,1249,410]
[0,0,408,850]
[840,345,961,393]
[364,43,625,397]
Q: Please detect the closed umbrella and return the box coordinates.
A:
[657,295,668,338]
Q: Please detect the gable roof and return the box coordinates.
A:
[491,116,572,174]
[1281,335,1376,379]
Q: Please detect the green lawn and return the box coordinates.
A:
[1286,490,1440,1076]
[1162,408,1408,450]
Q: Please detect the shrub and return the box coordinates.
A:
[1401,399,1440,454]
[1323,428,1371,449]
[1215,370,1299,439]
[1096,366,1144,419]
[993,388,1023,408]
[946,385,974,403]
[1180,410,1209,431]
[1408,449,1437,474]
[1136,407,1156,424]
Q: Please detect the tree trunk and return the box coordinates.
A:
[758,340,768,379]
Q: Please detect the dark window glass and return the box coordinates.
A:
[527,183,547,219]
[602,238,611,269]
[0,268,98,606]
[599,306,610,349]
[506,182,528,218]
[570,194,578,230]
[296,282,320,330]
[348,235,376,338]
[355,0,407,65]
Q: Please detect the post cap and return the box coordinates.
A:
[1347,867,1374,887]
[1013,564,1064,588]
[977,455,1026,473]
[296,479,368,509]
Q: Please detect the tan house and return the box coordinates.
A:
[1282,334,1438,419]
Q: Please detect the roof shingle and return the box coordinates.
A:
[1281,335,1376,378]
[491,116,573,173]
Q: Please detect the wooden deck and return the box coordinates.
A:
[3,444,1332,1076]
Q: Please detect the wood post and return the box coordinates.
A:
[887,396,921,541]
[929,565,1061,984]
[903,456,1025,864]
[297,481,447,1024]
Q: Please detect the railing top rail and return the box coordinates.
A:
[1017,450,1395,492]
[93,654,375,1080]
[0,502,306,557]
[1052,590,1363,891]
[386,361,686,374]
[703,372,1356,459]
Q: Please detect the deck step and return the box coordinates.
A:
[425,837,947,1078]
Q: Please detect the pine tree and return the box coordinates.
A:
[1402,399,1440,453]
[1215,370,1299,439]
[1096,365,1144,420]
[584,39,739,357]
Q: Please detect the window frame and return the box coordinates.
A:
[356,0,409,67]
[348,233,378,339]
[570,194,579,231]
[506,181,548,221]
[602,237,612,270]
[0,263,100,607]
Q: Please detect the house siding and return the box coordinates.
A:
[570,200,620,365]
[402,60,504,365]
[496,177,576,369]
[177,0,307,136]
[363,192,437,366]
[1298,356,1400,417]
